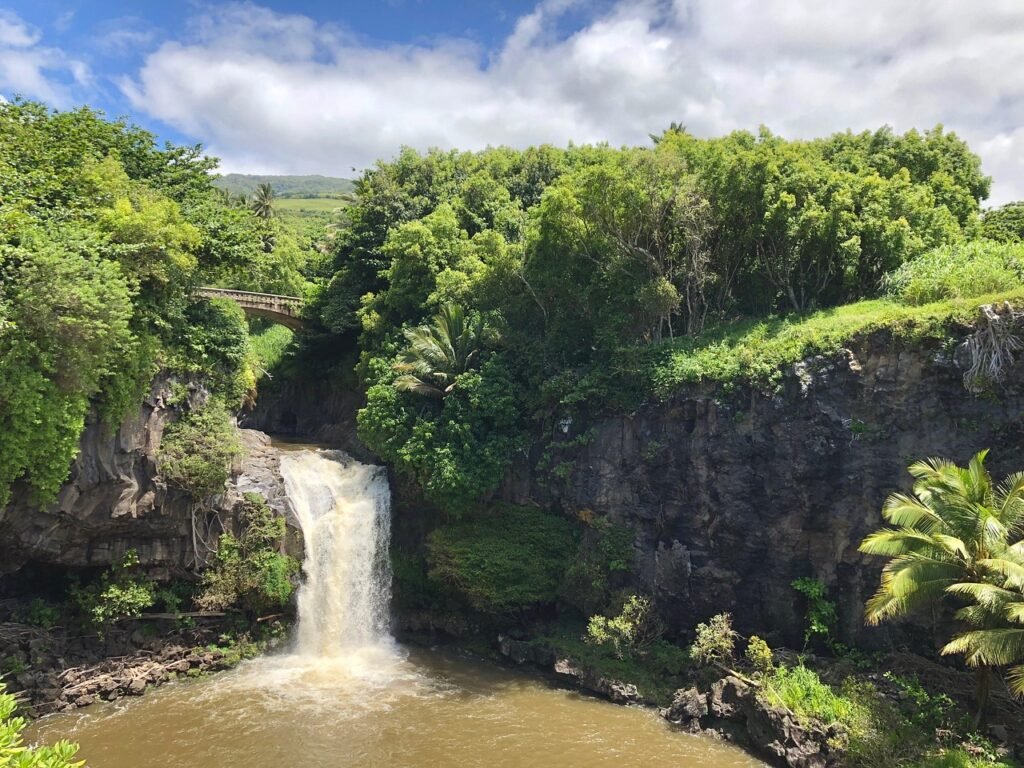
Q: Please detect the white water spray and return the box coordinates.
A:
[280,450,393,658]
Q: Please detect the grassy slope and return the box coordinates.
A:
[639,288,1024,398]
[275,197,347,212]
[213,173,355,197]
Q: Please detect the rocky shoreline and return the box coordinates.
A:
[0,618,255,718]
[495,636,1024,768]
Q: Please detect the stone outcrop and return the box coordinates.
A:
[663,677,841,768]
[502,329,1024,647]
[0,376,294,580]
[0,377,206,577]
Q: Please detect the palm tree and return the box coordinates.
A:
[942,547,1024,701]
[250,183,275,219]
[392,305,483,398]
[860,451,1024,726]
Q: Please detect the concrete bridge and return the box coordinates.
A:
[195,287,304,330]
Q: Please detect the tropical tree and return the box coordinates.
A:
[392,304,483,398]
[860,450,1024,725]
[942,547,1024,700]
[250,182,275,219]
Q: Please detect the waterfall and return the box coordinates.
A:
[279,450,393,657]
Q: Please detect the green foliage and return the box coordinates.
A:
[166,299,254,407]
[640,289,1024,397]
[981,201,1024,243]
[426,505,577,614]
[159,401,242,498]
[0,684,83,767]
[691,612,738,666]
[586,594,663,658]
[792,577,840,651]
[559,518,634,615]
[910,749,1015,768]
[884,673,958,734]
[307,126,1001,512]
[358,354,523,516]
[0,99,277,508]
[197,494,299,616]
[860,451,1024,716]
[71,550,155,631]
[762,664,864,728]
[745,635,775,677]
[249,322,294,378]
[885,241,1024,305]
[392,304,484,398]
[18,599,59,630]
[532,619,689,705]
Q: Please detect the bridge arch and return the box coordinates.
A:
[195,287,304,330]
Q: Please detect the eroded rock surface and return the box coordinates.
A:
[503,331,1024,646]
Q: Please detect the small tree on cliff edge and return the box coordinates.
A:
[860,450,1024,728]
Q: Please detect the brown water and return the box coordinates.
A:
[27,646,764,768]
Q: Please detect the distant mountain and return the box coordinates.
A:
[213,173,356,198]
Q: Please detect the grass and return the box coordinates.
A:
[637,288,1024,397]
[274,197,348,213]
[761,664,866,728]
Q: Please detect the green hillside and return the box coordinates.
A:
[213,173,356,198]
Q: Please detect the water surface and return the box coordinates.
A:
[28,647,765,768]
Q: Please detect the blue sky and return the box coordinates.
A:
[2,1,1023,204]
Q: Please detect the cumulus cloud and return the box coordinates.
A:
[121,1,1024,204]
[0,10,89,104]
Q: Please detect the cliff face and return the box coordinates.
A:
[503,331,1024,647]
[0,376,293,581]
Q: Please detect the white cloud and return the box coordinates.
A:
[0,10,89,104]
[122,1,1024,204]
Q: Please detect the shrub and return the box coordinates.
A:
[159,400,242,498]
[885,241,1024,306]
[745,635,774,677]
[0,684,83,767]
[691,613,738,666]
[197,494,299,617]
[559,518,634,615]
[71,550,155,631]
[792,577,839,651]
[426,505,576,614]
[586,594,662,658]
[20,598,60,629]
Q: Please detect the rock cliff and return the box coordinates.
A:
[0,376,293,583]
[504,329,1024,647]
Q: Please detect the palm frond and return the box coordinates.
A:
[942,627,1024,667]
[881,494,947,532]
[1008,665,1024,697]
[393,374,444,398]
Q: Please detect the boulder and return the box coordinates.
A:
[662,687,708,727]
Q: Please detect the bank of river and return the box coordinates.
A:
[27,644,764,767]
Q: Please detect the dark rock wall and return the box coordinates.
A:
[0,376,295,582]
[0,377,206,577]
[505,332,1024,647]
[239,373,369,460]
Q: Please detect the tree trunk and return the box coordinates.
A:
[973,665,992,731]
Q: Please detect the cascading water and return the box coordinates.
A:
[279,449,394,658]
